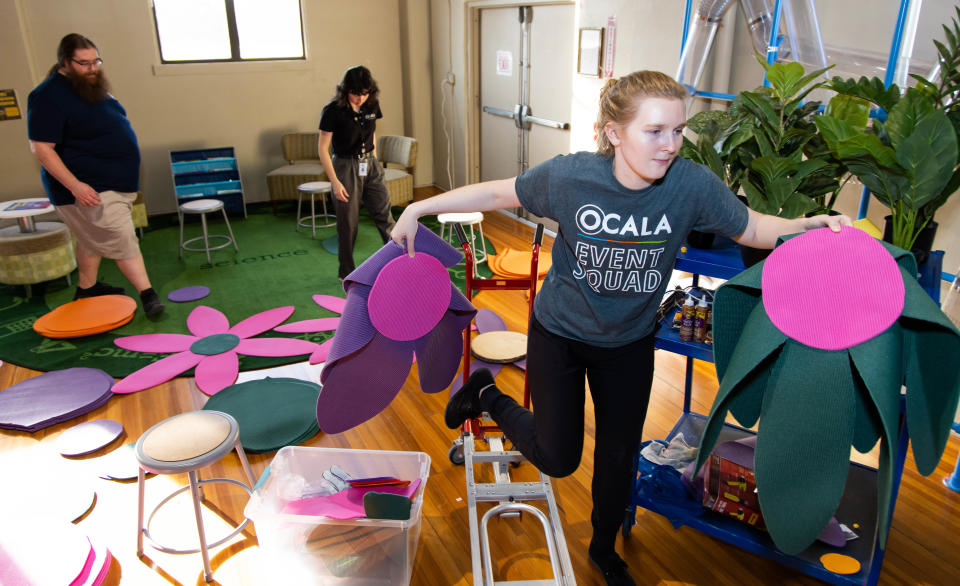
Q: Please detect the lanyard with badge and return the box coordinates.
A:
[355,111,369,177]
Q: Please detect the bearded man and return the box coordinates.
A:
[27,33,164,317]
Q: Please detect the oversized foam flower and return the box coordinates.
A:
[694,226,960,555]
[112,306,320,395]
[273,294,345,363]
[316,224,476,433]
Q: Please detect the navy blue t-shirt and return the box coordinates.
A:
[27,72,140,205]
[515,152,749,346]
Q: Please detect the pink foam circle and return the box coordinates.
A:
[368,254,452,341]
[761,226,904,350]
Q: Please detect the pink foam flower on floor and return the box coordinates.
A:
[272,294,345,364]
[112,306,320,395]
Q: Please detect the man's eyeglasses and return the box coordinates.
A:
[72,58,103,68]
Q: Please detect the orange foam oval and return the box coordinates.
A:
[34,295,137,339]
[820,553,861,575]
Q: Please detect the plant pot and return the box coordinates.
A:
[686,229,716,249]
[739,244,772,268]
[882,215,938,265]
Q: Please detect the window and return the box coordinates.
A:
[152,0,304,63]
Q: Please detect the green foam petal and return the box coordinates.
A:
[755,342,856,555]
[849,324,903,545]
[694,303,787,474]
[898,266,960,475]
[712,262,764,383]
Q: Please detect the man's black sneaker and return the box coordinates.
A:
[139,288,165,317]
[443,367,494,429]
[73,281,125,300]
[588,551,635,586]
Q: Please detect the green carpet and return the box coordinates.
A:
[0,205,493,377]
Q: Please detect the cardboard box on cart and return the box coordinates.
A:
[245,446,431,585]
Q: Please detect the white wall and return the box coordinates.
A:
[0,0,435,215]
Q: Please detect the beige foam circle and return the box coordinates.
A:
[471,331,527,363]
[141,412,231,462]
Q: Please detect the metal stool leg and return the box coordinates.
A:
[235,440,256,486]
[178,210,185,259]
[220,208,239,252]
[296,191,304,233]
[137,467,146,556]
[310,192,317,238]
[199,212,212,264]
[188,470,214,582]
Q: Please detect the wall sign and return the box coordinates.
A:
[577,28,604,77]
[0,89,21,121]
[603,16,617,78]
[496,50,513,76]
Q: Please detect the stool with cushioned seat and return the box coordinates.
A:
[0,221,76,297]
[136,410,256,582]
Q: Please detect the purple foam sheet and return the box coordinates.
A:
[57,419,124,456]
[0,368,114,432]
[317,228,475,432]
[167,285,211,303]
[475,308,507,334]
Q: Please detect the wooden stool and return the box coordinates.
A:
[178,199,238,264]
[136,411,256,582]
[296,181,336,238]
[438,212,488,276]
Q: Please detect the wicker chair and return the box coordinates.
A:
[266,133,327,215]
[377,135,417,206]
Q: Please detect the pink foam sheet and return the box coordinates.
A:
[112,305,321,395]
[475,308,507,333]
[316,332,415,433]
[310,337,334,364]
[274,317,341,333]
[369,254,452,341]
[313,294,346,314]
[282,478,422,519]
[0,368,114,432]
[762,226,905,350]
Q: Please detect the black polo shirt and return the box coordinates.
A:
[318,100,382,157]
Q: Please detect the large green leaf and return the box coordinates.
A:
[886,88,937,149]
[836,134,900,169]
[813,115,859,150]
[825,94,870,130]
[829,76,901,112]
[896,109,959,209]
[739,91,781,135]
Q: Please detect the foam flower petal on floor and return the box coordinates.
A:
[316,224,476,433]
[272,295,345,363]
[694,226,960,555]
[112,305,320,395]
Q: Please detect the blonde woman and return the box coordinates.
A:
[392,71,850,585]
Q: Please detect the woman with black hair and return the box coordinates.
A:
[318,65,396,279]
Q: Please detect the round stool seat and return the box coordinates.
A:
[438,211,484,226]
[137,411,237,472]
[180,199,224,213]
[298,181,332,193]
[471,330,527,363]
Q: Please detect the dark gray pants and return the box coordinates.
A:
[332,155,395,278]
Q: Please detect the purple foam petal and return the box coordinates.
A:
[167,285,210,302]
[309,338,334,364]
[112,351,204,394]
[313,294,346,315]
[316,332,414,433]
[368,254,452,341]
[194,351,240,395]
[186,306,230,337]
[412,222,464,267]
[0,368,115,430]
[229,306,296,339]
[235,337,318,357]
[114,333,196,353]
[475,308,508,333]
[343,224,463,291]
[273,317,341,333]
[449,285,476,313]
[343,242,403,290]
[514,358,526,370]
[413,310,471,393]
[56,419,124,456]
[449,361,503,395]
[323,285,376,377]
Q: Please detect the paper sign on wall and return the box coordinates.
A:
[496,50,513,76]
[603,17,617,78]
[0,89,21,121]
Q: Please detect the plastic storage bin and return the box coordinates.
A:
[245,446,430,585]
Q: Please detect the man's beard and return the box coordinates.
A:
[65,68,111,103]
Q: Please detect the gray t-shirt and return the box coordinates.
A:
[515,152,748,347]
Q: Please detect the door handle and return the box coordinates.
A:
[482,105,570,131]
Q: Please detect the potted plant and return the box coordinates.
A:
[815,7,960,262]
[681,56,845,263]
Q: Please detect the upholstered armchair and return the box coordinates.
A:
[377,135,417,206]
[266,132,328,214]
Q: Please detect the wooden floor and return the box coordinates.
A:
[1,189,959,585]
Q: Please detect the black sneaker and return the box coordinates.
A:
[139,288,165,317]
[588,551,635,586]
[73,281,125,300]
[443,367,494,429]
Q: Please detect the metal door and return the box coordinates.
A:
[479,4,574,227]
